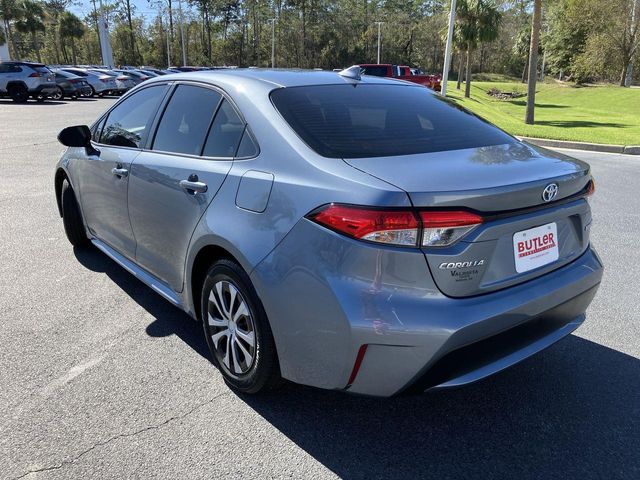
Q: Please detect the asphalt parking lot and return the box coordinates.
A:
[1,97,638,480]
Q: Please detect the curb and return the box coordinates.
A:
[518,137,640,155]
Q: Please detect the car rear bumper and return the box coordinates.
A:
[251,219,603,397]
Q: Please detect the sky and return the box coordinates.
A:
[71,0,172,23]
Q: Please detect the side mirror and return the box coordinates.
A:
[58,125,100,156]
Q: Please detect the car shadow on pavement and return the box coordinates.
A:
[73,245,639,479]
[73,245,210,360]
[237,339,640,479]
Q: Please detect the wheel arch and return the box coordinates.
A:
[54,168,68,217]
[189,243,245,323]
[6,81,28,91]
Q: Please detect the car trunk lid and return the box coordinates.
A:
[343,142,593,297]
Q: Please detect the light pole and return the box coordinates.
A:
[177,0,187,66]
[269,18,275,68]
[375,21,384,64]
[441,0,457,96]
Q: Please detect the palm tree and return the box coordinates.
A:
[525,0,541,124]
[456,0,501,98]
[15,0,45,62]
[0,0,21,59]
[59,11,83,64]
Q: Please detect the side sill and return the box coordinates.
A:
[91,238,183,308]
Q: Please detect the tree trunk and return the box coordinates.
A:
[71,38,77,65]
[620,59,630,86]
[456,53,463,89]
[168,0,174,41]
[525,0,542,124]
[464,44,472,98]
[521,52,529,83]
[5,20,16,60]
[32,32,41,62]
[125,0,136,63]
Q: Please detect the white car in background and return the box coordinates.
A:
[89,69,136,94]
[60,67,117,97]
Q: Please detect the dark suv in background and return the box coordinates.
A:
[0,61,57,103]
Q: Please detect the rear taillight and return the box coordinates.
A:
[420,211,482,247]
[586,178,596,196]
[310,205,419,246]
[29,72,42,77]
[70,78,82,84]
[308,204,482,247]
[100,78,110,83]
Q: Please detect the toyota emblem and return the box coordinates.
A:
[542,183,559,202]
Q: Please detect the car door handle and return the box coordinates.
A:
[112,167,128,178]
[179,180,208,194]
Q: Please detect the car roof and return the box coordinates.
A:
[0,61,46,67]
[145,68,414,90]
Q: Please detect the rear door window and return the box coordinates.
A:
[202,99,245,158]
[270,84,514,159]
[99,85,167,148]
[235,129,259,158]
[152,85,222,156]
[361,66,388,77]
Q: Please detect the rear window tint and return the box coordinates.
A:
[270,84,514,159]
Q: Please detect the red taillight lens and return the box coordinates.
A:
[29,72,41,77]
[309,204,419,246]
[420,211,482,247]
[586,178,596,196]
[309,205,483,247]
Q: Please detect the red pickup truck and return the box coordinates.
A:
[357,64,441,91]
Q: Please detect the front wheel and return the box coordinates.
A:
[201,259,281,394]
[60,179,89,247]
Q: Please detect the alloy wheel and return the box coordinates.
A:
[207,280,256,376]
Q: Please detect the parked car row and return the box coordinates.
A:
[0,61,171,103]
[2,60,441,103]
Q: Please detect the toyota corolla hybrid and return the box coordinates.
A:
[54,68,602,396]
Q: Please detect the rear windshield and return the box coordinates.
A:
[270,84,514,159]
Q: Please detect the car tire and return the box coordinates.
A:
[201,259,282,394]
[88,86,96,97]
[9,85,28,103]
[52,87,63,100]
[60,179,89,247]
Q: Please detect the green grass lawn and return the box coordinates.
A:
[446,80,640,146]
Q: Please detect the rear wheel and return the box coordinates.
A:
[51,87,63,100]
[88,85,96,97]
[61,179,89,247]
[201,259,281,394]
[9,85,28,103]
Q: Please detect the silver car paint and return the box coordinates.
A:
[56,69,603,397]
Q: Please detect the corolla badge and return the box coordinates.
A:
[542,183,559,202]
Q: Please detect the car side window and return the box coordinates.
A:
[202,99,245,158]
[100,85,167,148]
[235,128,259,158]
[153,85,222,156]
